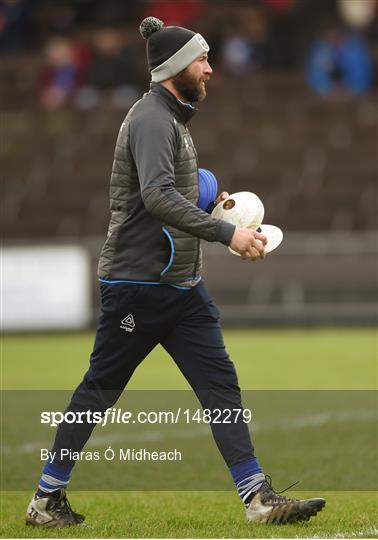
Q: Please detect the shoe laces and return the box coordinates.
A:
[48,490,75,517]
[262,475,300,505]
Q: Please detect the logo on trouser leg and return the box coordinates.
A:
[120,314,135,332]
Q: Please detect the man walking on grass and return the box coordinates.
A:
[26,17,325,527]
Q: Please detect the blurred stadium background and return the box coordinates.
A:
[1,0,378,332]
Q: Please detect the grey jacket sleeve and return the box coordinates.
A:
[129,112,235,246]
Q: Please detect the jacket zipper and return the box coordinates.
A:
[186,125,201,280]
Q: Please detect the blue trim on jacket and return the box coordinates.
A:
[98,277,201,290]
[160,227,174,276]
[98,225,200,289]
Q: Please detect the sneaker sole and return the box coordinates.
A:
[271,498,326,525]
[25,517,86,528]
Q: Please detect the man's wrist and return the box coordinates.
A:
[215,221,236,247]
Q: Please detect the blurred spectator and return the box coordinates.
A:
[220,6,270,76]
[39,36,90,109]
[221,33,264,75]
[75,27,143,109]
[305,27,374,97]
[338,0,376,31]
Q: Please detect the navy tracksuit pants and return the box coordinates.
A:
[52,281,255,467]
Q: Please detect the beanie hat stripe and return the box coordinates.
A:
[151,34,209,83]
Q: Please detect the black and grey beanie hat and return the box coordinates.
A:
[139,16,209,82]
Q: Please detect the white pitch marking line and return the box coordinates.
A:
[303,527,378,539]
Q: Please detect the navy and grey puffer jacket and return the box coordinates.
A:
[97,82,235,287]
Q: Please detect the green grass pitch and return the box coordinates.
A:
[1,328,377,538]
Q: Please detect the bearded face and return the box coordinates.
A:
[171,65,208,103]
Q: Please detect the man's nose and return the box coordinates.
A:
[204,61,213,75]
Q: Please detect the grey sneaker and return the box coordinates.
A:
[25,489,85,528]
[246,478,325,525]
